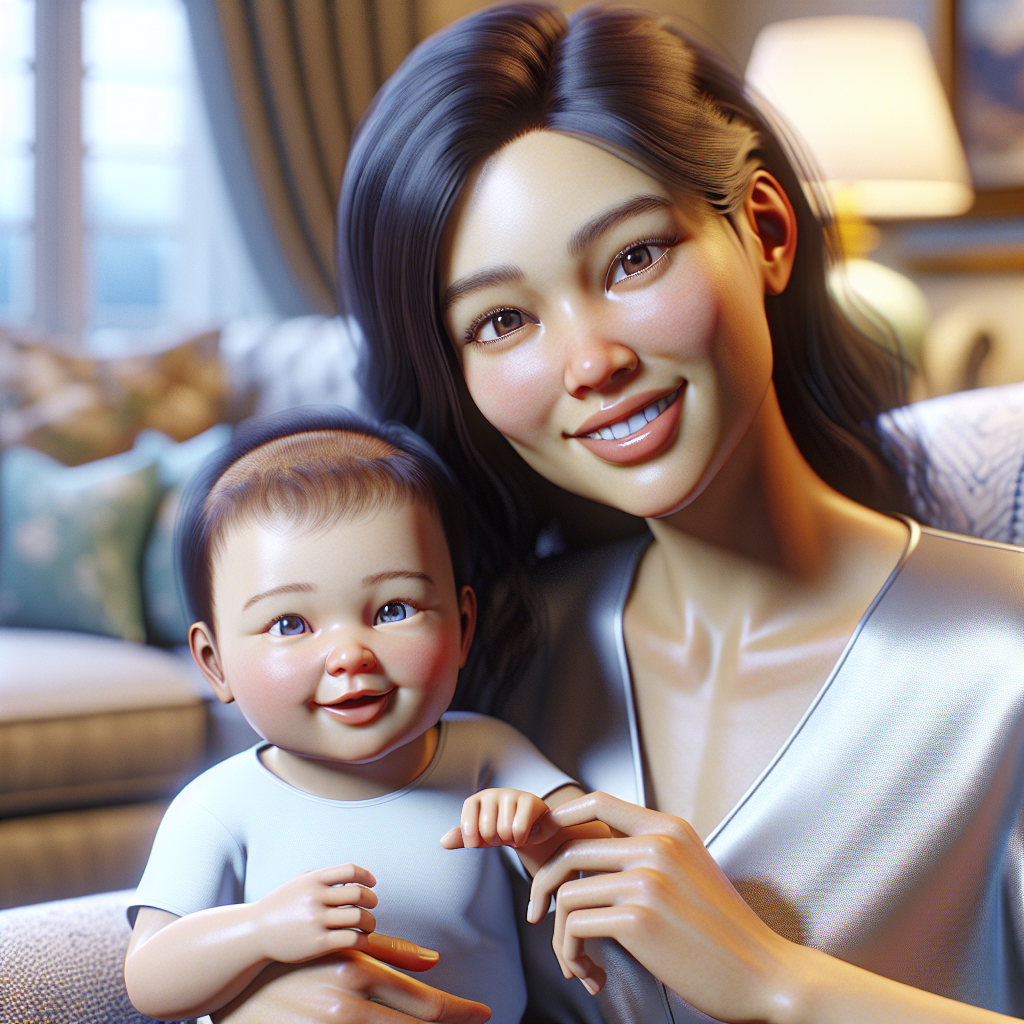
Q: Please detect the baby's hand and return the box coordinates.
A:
[252,863,379,964]
[440,789,558,850]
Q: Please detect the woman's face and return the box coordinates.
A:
[439,130,792,519]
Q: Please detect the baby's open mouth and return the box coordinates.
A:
[318,686,396,726]
[330,688,394,708]
[584,388,680,441]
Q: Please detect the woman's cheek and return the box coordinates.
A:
[462,341,554,446]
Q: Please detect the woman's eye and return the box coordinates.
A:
[470,308,534,344]
[269,615,308,637]
[374,601,417,625]
[607,243,669,288]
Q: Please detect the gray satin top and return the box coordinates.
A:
[504,521,1024,1023]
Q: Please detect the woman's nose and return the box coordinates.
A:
[325,641,378,676]
[563,337,639,397]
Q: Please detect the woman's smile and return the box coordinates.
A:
[570,385,684,465]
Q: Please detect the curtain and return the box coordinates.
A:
[185,0,418,315]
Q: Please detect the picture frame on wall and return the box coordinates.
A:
[953,0,1024,215]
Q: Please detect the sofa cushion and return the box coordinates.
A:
[134,424,232,644]
[0,887,194,1021]
[0,445,162,642]
[0,629,206,816]
[877,381,1024,544]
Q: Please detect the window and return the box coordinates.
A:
[0,0,33,324]
[1,0,271,352]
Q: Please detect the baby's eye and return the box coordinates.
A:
[268,615,308,636]
[606,242,670,288]
[374,601,417,625]
[469,308,536,344]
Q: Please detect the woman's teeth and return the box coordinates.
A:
[586,389,679,441]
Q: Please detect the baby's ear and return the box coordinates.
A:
[189,622,233,703]
[458,586,477,667]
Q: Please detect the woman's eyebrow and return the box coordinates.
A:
[243,582,315,611]
[443,266,524,312]
[567,194,673,257]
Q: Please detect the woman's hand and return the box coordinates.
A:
[210,948,492,1024]
[529,791,795,1016]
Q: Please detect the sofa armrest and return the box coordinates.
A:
[0,889,194,1023]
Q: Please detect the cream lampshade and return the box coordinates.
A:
[746,17,974,368]
[746,17,974,220]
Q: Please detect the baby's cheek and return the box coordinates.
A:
[231,649,308,721]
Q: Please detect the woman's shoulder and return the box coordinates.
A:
[883,522,1024,648]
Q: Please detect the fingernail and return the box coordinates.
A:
[580,977,600,996]
[526,899,533,920]
[417,946,440,962]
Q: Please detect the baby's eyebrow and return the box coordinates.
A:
[242,582,315,611]
[362,570,434,587]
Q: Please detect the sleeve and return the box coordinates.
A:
[127,786,246,926]
[473,714,577,799]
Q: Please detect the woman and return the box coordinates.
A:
[216,6,1024,1023]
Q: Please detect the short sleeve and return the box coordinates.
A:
[128,789,245,925]
[463,713,577,799]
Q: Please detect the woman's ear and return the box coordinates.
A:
[743,170,797,297]
[457,585,477,668]
[189,622,234,704]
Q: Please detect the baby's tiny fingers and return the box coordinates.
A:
[315,863,378,888]
[497,792,520,845]
[325,906,377,933]
[441,826,466,849]
[323,882,378,908]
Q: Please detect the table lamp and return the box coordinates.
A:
[746,17,974,368]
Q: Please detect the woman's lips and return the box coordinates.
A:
[572,386,684,465]
[318,687,395,726]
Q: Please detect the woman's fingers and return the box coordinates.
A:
[546,791,691,842]
[366,932,441,973]
[528,835,645,922]
[211,951,489,1024]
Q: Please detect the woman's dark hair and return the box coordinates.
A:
[337,4,912,703]
[176,407,512,711]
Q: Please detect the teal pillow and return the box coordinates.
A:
[0,446,162,643]
[136,425,232,645]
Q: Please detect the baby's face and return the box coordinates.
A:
[206,500,473,765]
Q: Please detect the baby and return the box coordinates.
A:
[123,409,597,1023]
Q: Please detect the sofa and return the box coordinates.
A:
[0,316,368,911]
[2,336,1024,1020]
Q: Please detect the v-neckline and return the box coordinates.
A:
[609,517,921,846]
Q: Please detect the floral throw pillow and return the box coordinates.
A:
[0,446,162,642]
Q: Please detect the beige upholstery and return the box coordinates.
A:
[0,629,207,908]
[0,889,192,1023]
[0,801,170,910]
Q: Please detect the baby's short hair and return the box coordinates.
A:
[177,408,470,632]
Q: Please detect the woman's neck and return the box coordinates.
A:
[645,385,908,627]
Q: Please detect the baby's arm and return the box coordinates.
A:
[441,785,612,877]
[124,863,379,1020]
